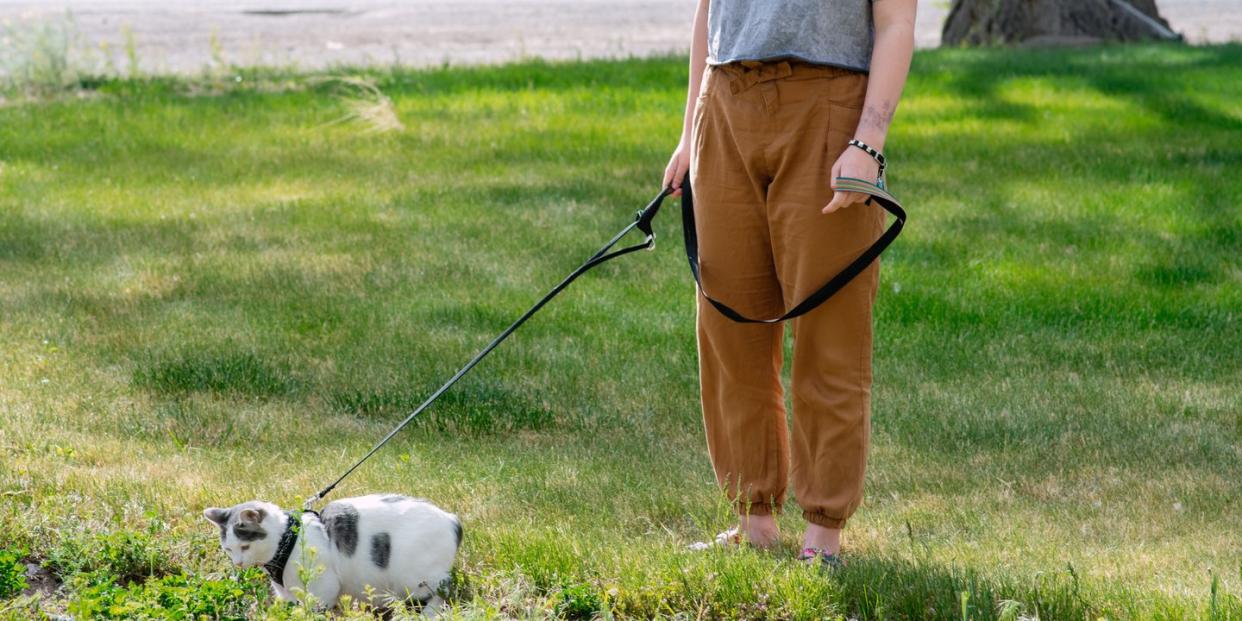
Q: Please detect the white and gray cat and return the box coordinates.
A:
[204,494,460,614]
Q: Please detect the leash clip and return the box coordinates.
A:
[301,494,320,511]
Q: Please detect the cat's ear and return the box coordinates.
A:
[203,508,230,526]
[238,507,265,524]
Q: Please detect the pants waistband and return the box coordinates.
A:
[714,59,860,95]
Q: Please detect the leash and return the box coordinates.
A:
[303,188,674,510]
[304,175,903,510]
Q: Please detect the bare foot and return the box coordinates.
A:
[739,513,781,549]
[802,523,841,556]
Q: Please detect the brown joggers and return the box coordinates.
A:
[690,60,882,529]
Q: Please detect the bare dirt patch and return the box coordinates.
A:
[23,560,60,599]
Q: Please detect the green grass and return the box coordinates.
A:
[1,42,1240,619]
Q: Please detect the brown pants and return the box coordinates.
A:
[690,60,882,529]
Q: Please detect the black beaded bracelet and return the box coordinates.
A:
[848,139,887,187]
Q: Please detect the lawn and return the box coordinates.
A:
[1,42,1240,620]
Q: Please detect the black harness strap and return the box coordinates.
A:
[681,174,906,323]
[263,513,300,587]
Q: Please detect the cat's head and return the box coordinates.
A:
[202,501,287,568]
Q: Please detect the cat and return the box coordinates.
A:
[204,493,461,614]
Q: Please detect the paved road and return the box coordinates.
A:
[0,0,1237,76]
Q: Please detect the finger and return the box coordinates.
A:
[823,191,861,214]
[675,162,688,188]
[822,193,845,214]
[670,162,687,196]
[662,168,681,196]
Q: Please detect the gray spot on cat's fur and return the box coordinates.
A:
[452,517,462,548]
[229,504,268,542]
[381,494,429,504]
[233,522,267,542]
[370,532,391,568]
[322,502,359,557]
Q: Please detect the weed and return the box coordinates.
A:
[66,572,266,620]
[45,530,172,587]
[556,580,601,619]
[121,25,139,78]
[314,76,404,133]
[0,547,27,600]
[0,12,88,97]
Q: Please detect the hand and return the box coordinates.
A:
[662,139,691,197]
[822,144,880,214]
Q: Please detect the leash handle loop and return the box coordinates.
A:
[635,185,674,239]
[681,173,906,324]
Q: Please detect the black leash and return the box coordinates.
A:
[305,175,903,509]
[303,188,674,510]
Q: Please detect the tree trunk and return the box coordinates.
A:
[942,0,1181,47]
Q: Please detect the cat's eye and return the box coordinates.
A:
[241,545,250,551]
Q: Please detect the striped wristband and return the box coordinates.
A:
[848,139,887,188]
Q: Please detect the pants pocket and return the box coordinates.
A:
[825,102,864,162]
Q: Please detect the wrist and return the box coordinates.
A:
[852,130,886,153]
[847,138,887,186]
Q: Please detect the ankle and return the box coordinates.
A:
[739,514,780,547]
[802,524,841,555]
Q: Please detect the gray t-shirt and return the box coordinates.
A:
[707,0,874,73]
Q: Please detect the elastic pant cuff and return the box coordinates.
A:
[802,510,847,529]
[736,500,781,517]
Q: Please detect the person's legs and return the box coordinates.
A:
[692,60,882,551]
[691,63,789,545]
[763,64,881,554]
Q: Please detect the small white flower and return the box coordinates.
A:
[1173,502,1184,512]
